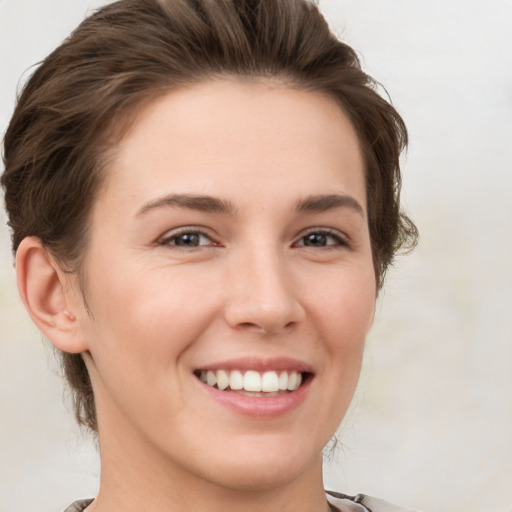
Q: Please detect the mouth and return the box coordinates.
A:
[193,369,311,397]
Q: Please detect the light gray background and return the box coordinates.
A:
[1,1,511,511]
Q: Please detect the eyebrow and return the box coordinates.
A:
[295,194,365,218]
[137,194,237,217]
[136,193,364,218]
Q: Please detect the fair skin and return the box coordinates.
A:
[17,80,376,512]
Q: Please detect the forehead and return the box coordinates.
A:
[98,79,366,213]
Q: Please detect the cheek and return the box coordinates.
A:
[308,265,376,351]
[82,262,221,370]
[79,265,219,426]
[299,266,375,438]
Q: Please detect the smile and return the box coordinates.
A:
[195,369,306,394]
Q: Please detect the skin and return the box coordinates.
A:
[17,80,376,512]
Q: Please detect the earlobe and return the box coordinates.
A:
[16,237,88,353]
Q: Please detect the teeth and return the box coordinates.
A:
[230,370,244,390]
[206,370,216,387]
[278,371,288,390]
[287,371,298,391]
[199,369,303,393]
[216,369,230,390]
[243,370,261,391]
[261,371,279,392]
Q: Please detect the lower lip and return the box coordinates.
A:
[196,377,311,418]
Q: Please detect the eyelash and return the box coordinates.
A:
[158,227,349,250]
[158,227,218,248]
[294,228,349,249]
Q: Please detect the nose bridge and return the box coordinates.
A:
[224,240,303,333]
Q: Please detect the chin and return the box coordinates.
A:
[205,465,304,493]
[196,441,322,492]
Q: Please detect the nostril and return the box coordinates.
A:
[236,320,297,334]
[237,322,263,331]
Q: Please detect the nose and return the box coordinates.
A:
[223,246,305,335]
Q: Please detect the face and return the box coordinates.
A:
[74,80,376,492]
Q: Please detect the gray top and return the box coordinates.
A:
[63,491,419,512]
[63,500,93,512]
[326,491,420,512]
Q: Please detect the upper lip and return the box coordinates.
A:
[196,357,314,374]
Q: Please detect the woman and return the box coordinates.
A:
[1,0,418,511]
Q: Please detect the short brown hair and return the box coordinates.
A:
[1,0,418,432]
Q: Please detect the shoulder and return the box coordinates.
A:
[326,490,421,512]
[62,499,94,512]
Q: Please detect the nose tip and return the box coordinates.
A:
[223,256,304,335]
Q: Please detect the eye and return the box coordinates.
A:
[295,229,347,248]
[159,229,216,248]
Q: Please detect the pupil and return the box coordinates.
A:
[305,233,326,246]
[177,233,199,246]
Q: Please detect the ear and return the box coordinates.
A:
[16,236,89,353]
